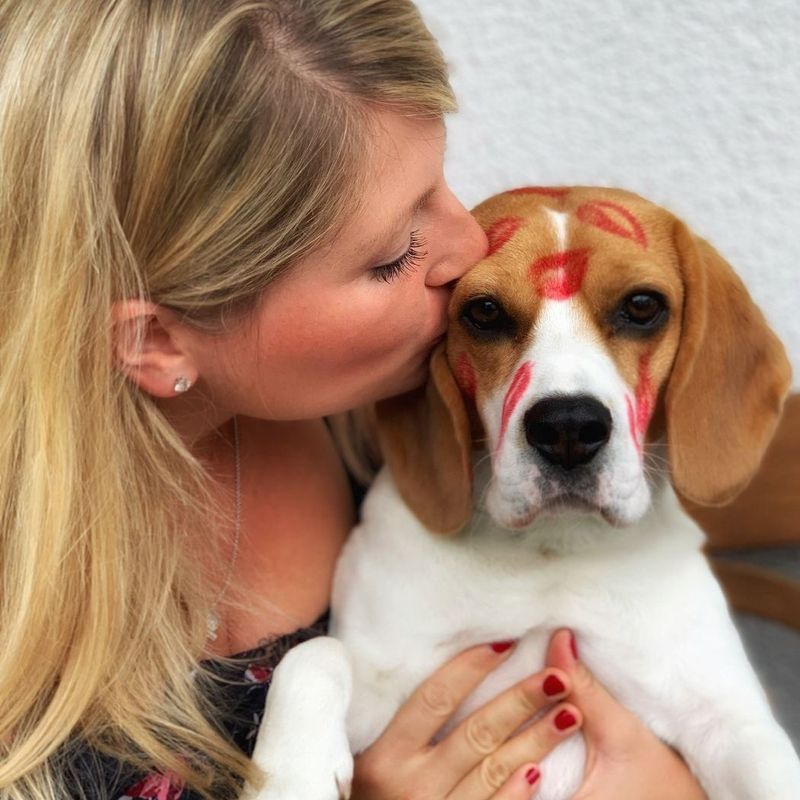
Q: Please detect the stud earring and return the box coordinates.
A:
[173,376,192,393]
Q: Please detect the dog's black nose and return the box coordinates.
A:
[524,395,612,470]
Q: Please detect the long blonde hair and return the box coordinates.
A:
[0,1,454,797]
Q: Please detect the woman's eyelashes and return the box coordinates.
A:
[370,230,428,283]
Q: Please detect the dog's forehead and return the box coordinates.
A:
[449,186,684,406]
[453,187,682,329]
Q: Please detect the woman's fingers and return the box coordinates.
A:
[449,702,581,799]
[384,640,522,753]
[354,640,582,799]
[438,666,574,776]
[545,629,639,751]
[545,629,710,799]
[484,761,543,799]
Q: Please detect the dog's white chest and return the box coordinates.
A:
[319,468,800,800]
[249,467,800,800]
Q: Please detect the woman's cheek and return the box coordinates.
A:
[364,287,422,337]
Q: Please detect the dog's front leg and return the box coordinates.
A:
[676,701,800,800]
[646,568,800,800]
[241,636,354,800]
[675,689,800,800]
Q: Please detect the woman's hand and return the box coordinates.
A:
[351,639,582,798]
[545,629,708,800]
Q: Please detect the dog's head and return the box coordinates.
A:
[375,187,792,535]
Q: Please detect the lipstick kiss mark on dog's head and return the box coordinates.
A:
[577,201,648,249]
[496,361,534,455]
[484,216,524,257]
[455,352,477,401]
[507,186,571,199]
[635,352,656,440]
[530,249,590,301]
[625,352,656,454]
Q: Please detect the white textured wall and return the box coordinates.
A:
[415,0,800,387]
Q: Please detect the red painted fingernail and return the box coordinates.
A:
[570,632,578,660]
[543,674,566,697]
[525,766,541,785]
[490,639,516,653]
[555,709,577,731]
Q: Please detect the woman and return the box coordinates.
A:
[0,1,708,798]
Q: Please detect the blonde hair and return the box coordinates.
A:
[0,1,454,797]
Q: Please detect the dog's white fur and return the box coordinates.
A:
[243,206,800,800]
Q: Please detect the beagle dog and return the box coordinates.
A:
[246,188,800,800]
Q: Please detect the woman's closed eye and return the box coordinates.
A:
[370,230,428,283]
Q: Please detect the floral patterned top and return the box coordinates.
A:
[62,461,365,799]
[61,610,331,800]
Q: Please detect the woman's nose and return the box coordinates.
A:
[426,195,489,287]
[461,211,490,272]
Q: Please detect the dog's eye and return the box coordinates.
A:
[615,291,667,332]
[461,297,513,336]
[624,293,662,322]
[468,299,500,326]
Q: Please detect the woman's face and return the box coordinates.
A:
[180,110,487,421]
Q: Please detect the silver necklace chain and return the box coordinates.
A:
[206,414,241,642]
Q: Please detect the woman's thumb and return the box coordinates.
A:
[545,629,639,749]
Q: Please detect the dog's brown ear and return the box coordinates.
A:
[374,342,473,534]
[666,218,792,505]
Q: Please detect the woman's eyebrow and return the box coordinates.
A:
[406,183,437,221]
[371,183,437,248]
[351,182,440,271]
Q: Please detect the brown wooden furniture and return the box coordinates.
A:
[682,394,800,630]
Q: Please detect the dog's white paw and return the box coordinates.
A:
[241,637,354,800]
[242,742,353,800]
[242,727,353,800]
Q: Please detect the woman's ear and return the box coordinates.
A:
[665,218,792,506]
[374,342,474,534]
[111,300,198,397]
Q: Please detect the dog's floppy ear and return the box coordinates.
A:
[375,342,473,534]
[666,218,792,505]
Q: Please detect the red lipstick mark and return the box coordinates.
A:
[626,352,656,453]
[636,353,656,438]
[530,249,590,301]
[485,216,523,257]
[455,352,477,400]
[576,201,648,249]
[625,394,639,452]
[507,186,570,199]
[497,361,533,453]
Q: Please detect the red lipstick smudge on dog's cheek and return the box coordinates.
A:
[625,394,639,452]
[636,353,655,438]
[455,353,477,400]
[496,361,533,454]
[530,249,590,301]
[626,353,656,453]
[485,216,523,257]
[576,201,648,249]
